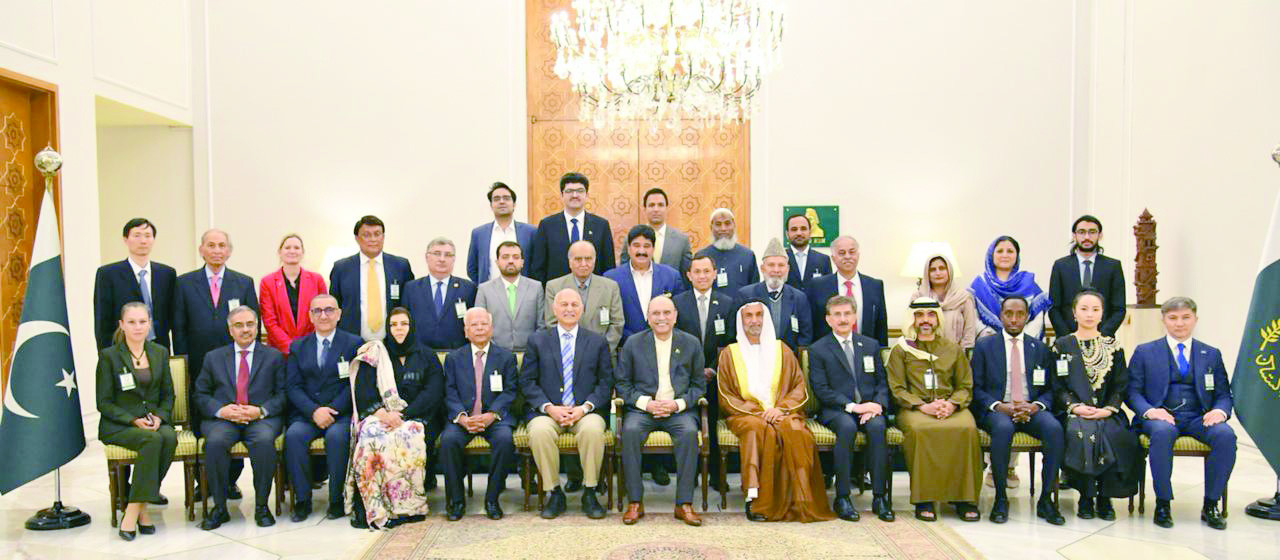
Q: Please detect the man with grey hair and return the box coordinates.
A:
[804,235,888,347]
[694,208,758,294]
[402,237,476,350]
[1127,296,1234,530]
[329,215,415,341]
[737,238,812,352]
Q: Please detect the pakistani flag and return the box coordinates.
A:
[0,188,85,494]
[1235,188,1280,476]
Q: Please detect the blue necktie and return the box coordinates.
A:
[570,217,580,243]
[1082,259,1093,288]
[434,280,444,315]
[1176,342,1190,380]
[561,332,575,406]
[319,338,331,369]
[138,269,155,340]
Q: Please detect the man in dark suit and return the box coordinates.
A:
[604,225,684,342]
[694,208,758,294]
[615,296,705,526]
[785,213,831,289]
[195,307,286,530]
[672,255,736,488]
[529,172,616,283]
[1048,215,1126,337]
[809,295,893,522]
[467,182,537,284]
[402,237,476,350]
[94,218,177,350]
[970,296,1065,525]
[739,238,812,352]
[804,235,888,346]
[329,215,415,341]
[1127,297,1234,530]
[174,229,258,497]
[283,294,362,522]
[440,308,519,521]
[620,187,694,279]
[521,288,613,520]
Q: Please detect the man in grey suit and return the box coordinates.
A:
[546,241,624,356]
[475,241,544,351]
[616,296,706,526]
[620,188,694,279]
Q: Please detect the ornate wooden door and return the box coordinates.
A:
[526,0,751,256]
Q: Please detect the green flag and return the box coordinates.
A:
[1234,190,1280,476]
[0,188,85,494]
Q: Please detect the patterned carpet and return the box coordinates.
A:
[358,513,981,560]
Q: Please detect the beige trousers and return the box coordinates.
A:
[528,413,606,491]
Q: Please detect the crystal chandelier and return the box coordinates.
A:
[549,0,785,128]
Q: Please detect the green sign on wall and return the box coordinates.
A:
[782,206,839,248]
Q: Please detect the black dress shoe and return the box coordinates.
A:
[989,498,1009,524]
[651,466,671,486]
[582,487,607,519]
[564,479,584,493]
[1096,497,1115,520]
[446,502,465,521]
[745,500,766,522]
[325,504,346,520]
[227,485,243,500]
[137,523,156,535]
[1036,497,1066,525]
[200,506,231,531]
[1077,496,1095,519]
[540,486,567,519]
[485,500,504,520]
[872,495,896,522]
[291,501,312,523]
[833,495,860,522]
[148,495,169,506]
[1201,502,1227,530]
[351,514,369,529]
[118,528,137,541]
[1154,500,1174,528]
[255,505,276,527]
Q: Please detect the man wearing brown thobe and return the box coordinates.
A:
[717,300,834,522]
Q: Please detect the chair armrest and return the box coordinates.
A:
[697,398,709,442]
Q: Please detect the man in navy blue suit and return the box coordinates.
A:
[805,235,888,347]
[1127,297,1233,530]
[672,254,736,489]
[329,215,415,341]
[784,213,831,290]
[739,238,811,352]
[970,296,1065,525]
[283,294,362,522]
[694,208,758,294]
[94,218,177,350]
[466,182,536,284]
[529,172,615,283]
[809,295,893,522]
[402,237,476,350]
[440,308,519,521]
[1048,215,1126,337]
[604,225,683,343]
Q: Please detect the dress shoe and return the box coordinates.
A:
[674,504,702,526]
[1006,468,1020,489]
[833,495,860,522]
[872,495,895,522]
[563,479,584,492]
[622,502,645,525]
[1153,500,1174,528]
[350,514,369,529]
[1036,497,1066,525]
[424,474,438,492]
[137,523,156,535]
[1095,497,1115,520]
[149,495,169,506]
[989,498,1009,524]
[1076,496,1095,519]
[446,502,465,521]
[227,485,243,500]
[118,528,137,541]
[1201,501,1227,530]
[255,505,276,527]
[325,504,346,520]
[651,466,671,486]
[582,487,607,519]
[485,500,504,520]
[291,501,312,523]
[540,486,567,519]
[200,506,231,531]
[745,500,766,522]
[955,502,981,522]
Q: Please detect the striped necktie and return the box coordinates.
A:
[561,331,575,406]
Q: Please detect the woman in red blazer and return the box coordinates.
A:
[259,234,328,356]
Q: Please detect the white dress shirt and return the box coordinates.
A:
[488,220,520,282]
[359,252,387,341]
[630,264,654,317]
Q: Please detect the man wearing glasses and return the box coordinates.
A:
[402,238,477,351]
[329,215,416,341]
[529,172,616,284]
[1048,215,1127,337]
[466,182,537,284]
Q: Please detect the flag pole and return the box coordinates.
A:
[23,147,89,530]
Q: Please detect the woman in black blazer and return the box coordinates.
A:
[96,303,177,541]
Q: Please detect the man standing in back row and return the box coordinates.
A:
[329,215,415,341]
[529,172,615,283]
[1048,215,1126,337]
[695,208,758,295]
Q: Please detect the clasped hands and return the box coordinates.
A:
[847,402,883,425]
[546,404,586,427]
[995,401,1040,423]
[217,404,263,424]
[1145,407,1226,427]
[457,412,496,433]
[645,400,680,418]
[918,399,957,419]
[374,408,405,430]
[132,413,162,431]
[1071,404,1113,420]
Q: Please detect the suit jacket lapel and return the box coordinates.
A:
[834,336,856,378]
[1066,256,1081,293]
[478,225,493,279]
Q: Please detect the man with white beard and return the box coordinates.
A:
[694,208,758,295]
[737,238,812,353]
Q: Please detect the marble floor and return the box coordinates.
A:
[3,422,1279,560]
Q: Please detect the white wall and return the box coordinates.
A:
[96,126,196,271]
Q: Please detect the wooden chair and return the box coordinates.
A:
[104,356,199,526]
[978,430,1051,500]
[1128,434,1228,516]
[197,436,286,516]
[611,397,711,511]
[514,425,615,511]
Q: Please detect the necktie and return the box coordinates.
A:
[769,290,781,301]
[842,338,862,402]
[506,283,518,317]
[561,332,575,406]
[473,350,485,416]
[654,231,664,263]
[697,295,709,341]
[1082,259,1093,288]
[236,349,250,405]
[319,338,331,369]
[434,280,445,316]
[1009,337,1026,402]
[1176,342,1190,380]
[366,260,382,332]
[138,269,155,340]
[843,279,853,297]
[209,274,221,306]
[796,252,806,277]
[570,217,580,243]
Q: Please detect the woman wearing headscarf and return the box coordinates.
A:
[911,253,978,349]
[345,307,443,529]
[969,236,1051,339]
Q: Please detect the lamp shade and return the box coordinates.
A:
[900,241,959,280]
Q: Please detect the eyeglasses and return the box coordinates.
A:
[1074,228,1100,236]
[562,187,587,195]
[427,251,455,258]
[309,307,339,316]
[231,321,258,329]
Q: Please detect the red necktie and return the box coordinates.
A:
[472,350,485,416]
[236,349,250,405]
[1009,338,1026,402]
[845,280,858,333]
[210,275,221,306]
